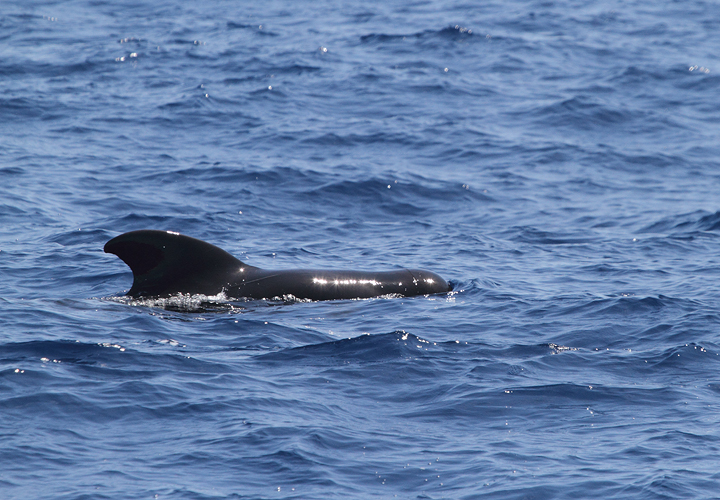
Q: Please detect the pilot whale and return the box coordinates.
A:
[105,230,451,300]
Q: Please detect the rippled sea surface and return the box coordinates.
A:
[3,0,720,498]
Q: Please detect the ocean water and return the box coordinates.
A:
[2,0,720,498]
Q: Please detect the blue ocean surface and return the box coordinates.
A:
[2,0,720,498]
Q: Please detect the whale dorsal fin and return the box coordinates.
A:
[104,230,249,297]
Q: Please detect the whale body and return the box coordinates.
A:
[104,230,451,300]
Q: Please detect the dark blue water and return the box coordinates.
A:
[3,0,720,498]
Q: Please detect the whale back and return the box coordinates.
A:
[104,230,247,297]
